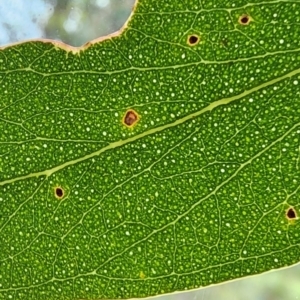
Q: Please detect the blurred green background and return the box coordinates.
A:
[0,0,299,299]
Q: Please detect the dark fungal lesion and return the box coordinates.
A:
[187,34,200,46]
[238,14,251,25]
[122,109,140,128]
[286,207,297,220]
[54,186,65,199]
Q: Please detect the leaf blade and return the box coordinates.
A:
[1,0,300,299]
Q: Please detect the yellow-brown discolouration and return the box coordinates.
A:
[139,271,146,279]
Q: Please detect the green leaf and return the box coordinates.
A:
[1,0,300,299]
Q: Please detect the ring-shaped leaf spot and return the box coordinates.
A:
[54,186,64,199]
[187,34,199,46]
[122,109,140,128]
[238,14,251,25]
[286,207,297,220]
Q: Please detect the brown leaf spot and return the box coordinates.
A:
[187,34,199,46]
[123,109,139,127]
[286,207,297,220]
[55,187,64,199]
[239,14,251,25]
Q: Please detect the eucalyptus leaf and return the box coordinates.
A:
[0,0,300,299]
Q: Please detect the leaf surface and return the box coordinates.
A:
[0,0,300,299]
